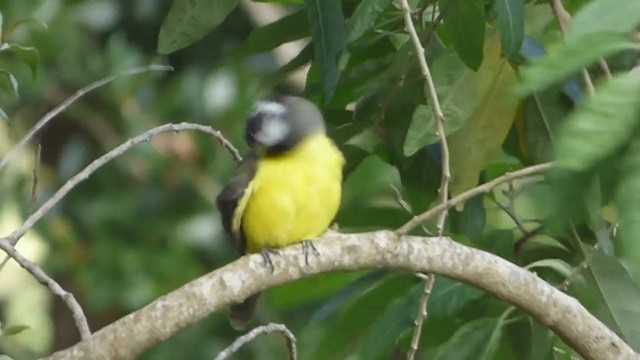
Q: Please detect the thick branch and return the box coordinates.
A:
[45,231,637,360]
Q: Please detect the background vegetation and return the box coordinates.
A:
[0,0,639,359]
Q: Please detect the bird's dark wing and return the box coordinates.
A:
[216,153,258,255]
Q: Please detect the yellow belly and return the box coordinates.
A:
[242,134,344,253]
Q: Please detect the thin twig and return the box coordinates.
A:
[213,323,297,360]
[390,184,432,235]
[548,0,596,95]
[0,239,91,340]
[29,144,42,213]
[398,1,449,358]
[409,272,435,356]
[0,65,174,173]
[0,123,241,262]
[396,163,553,235]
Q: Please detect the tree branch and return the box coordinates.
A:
[0,65,174,173]
[396,163,553,235]
[44,231,637,360]
[213,323,297,360]
[397,0,449,356]
[1,122,241,255]
[548,0,596,95]
[0,239,91,340]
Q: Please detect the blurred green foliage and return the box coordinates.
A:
[1,0,640,359]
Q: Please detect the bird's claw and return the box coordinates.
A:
[302,240,320,265]
[261,248,281,273]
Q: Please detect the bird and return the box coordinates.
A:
[216,95,345,330]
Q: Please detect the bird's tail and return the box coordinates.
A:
[229,293,261,331]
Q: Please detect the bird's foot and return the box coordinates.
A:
[302,240,320,265]
[261,248,281,273]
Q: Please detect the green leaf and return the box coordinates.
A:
[514,33,639,96]
[0,107,8,120]
[305,0,346,101]
[434,318,503,360]
[254,0,303,3]
[404,105,436,156]
[428,277,483,318]
[402,52,481,156]
[495,0,524,59]
[269,272,364,309]
[8,44,40,78]
[615,136,640,281]
[448,32,519,196]
[312,275,416,360]
[346,0,392,43]
[555,72,640,171]
[566,0,640,42]
[359,283,422,359]
[528,319,554,360]
[1,324,29,336]
[0,69,19,97]
[226,10,309,60]
[522,85,571,163]
[0,11,3,41]
[526,258,574,278]
[586,252,640,350]
[439,0,485,70]
[157,0,239,54]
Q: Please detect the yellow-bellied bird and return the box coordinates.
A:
[216,96,344,330]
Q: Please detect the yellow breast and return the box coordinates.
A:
[241,133,344,253]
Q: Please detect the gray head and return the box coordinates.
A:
[245,96,326,155]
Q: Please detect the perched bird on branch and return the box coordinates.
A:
[216,96,344,330]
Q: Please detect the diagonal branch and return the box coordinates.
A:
[44,231,637,360]
[396,163,553,235]
[0,239,91,340]
[0,65,174,173]
[0,122,241,254]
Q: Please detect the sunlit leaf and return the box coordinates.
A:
[448,33,519,196]
[157,0,239,54]
[566,0,640,42]
[305,0,346,101]
[434,318,503,360]
[8,44,40,78]
[1,324,29,336]
[555,72,640,171]
[0,69,19,97]
[495,0,524,59]
[438,0,485,70]
[514,33,638,96]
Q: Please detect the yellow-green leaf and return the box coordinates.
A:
[448,32,519,196]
